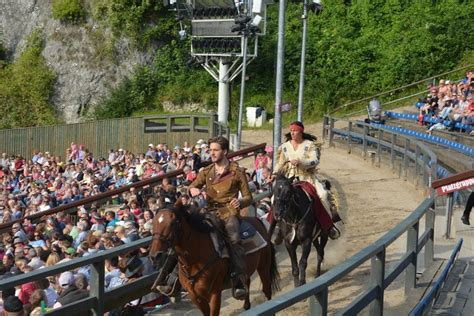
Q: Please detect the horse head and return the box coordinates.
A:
[149,207,181,262]
[272,172,295,221]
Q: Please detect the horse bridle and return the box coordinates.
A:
[274,178,313,228]
[273,178,297,220]
[152,214,181,250]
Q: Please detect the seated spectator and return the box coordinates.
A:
[35,278,58,308]
[3,296,24,316]
[54,273,88,309]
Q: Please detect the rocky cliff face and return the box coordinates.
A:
[0,0,154,123]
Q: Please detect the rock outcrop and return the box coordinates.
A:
[0,0,154,123]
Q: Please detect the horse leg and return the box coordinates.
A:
[188,291,211,316]
[243,276,251,310]
[209,293,222,316]
[313,235,329,277]
[285,241,300,288]
[298,239,312,286]
[257,254,272,300]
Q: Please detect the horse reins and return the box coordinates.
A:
[179,251,219,286]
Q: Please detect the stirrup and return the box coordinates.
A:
[329,226,340,240]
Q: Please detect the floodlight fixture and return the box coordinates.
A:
[252,0,263,14]
[251,15,262,27]
[179,29,187,40]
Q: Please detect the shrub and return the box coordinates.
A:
[0,30,57,129]
[52,0,85,23]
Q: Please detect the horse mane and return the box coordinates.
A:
[172,201,213,234]
[275,169,294,184]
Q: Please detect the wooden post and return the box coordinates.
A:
[309,288,328,315]
[377,129,383,167]
[405,222,419,294]
[424,208,435,266]
[391,133,396,171]
[445,193,454,239]
[90,261,105,316]
[363,125,368,159]
[328,118,335,147]
[322,116,329,139]
[369,249,386,316]
[415,145,420,187]
[403,138,410,180]
[347,121,353,154]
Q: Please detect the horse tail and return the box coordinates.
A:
[269,242,280,293]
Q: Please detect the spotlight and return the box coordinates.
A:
[178,29,186,40]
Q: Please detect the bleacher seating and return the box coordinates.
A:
[370,121,474,157]
[385,111,473,132]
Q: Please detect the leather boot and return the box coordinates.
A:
[153,254,179,295]
[461,212,470,225]
[229,242,248,300]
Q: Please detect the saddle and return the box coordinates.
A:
[207,217,268,258]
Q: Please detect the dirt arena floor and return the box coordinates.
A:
[154,121,426,315]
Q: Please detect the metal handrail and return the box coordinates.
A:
[325,117,438,194]
[242,199,435,316]
[329,64,474,115]
[242,116,439,315]
[409,238,463,316]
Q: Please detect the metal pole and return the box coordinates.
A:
[236,35,248,150]
[218,58,230,125]
[297,0,308,122]
[272,0,286,164]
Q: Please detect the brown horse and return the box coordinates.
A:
[149,205,280,315]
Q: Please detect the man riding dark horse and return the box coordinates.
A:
[272,121,341,242]
[187,136,252,300]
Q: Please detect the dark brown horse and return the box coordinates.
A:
[149,205,279,316]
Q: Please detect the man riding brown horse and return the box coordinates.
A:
[188,136,251,300]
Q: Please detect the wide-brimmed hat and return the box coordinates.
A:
[125,256,144,278]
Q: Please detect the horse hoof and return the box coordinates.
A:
[244,302,251,310]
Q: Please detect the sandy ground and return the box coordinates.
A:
[153,121,426,315]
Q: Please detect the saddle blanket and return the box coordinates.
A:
[210,222,268,258]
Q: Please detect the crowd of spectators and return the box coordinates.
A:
[416,70,474,135]
[0,139,274,314]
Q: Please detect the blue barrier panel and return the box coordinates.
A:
[409,238,463,316]
[370,123,474,157]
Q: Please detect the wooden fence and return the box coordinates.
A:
[0,114,226,159]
